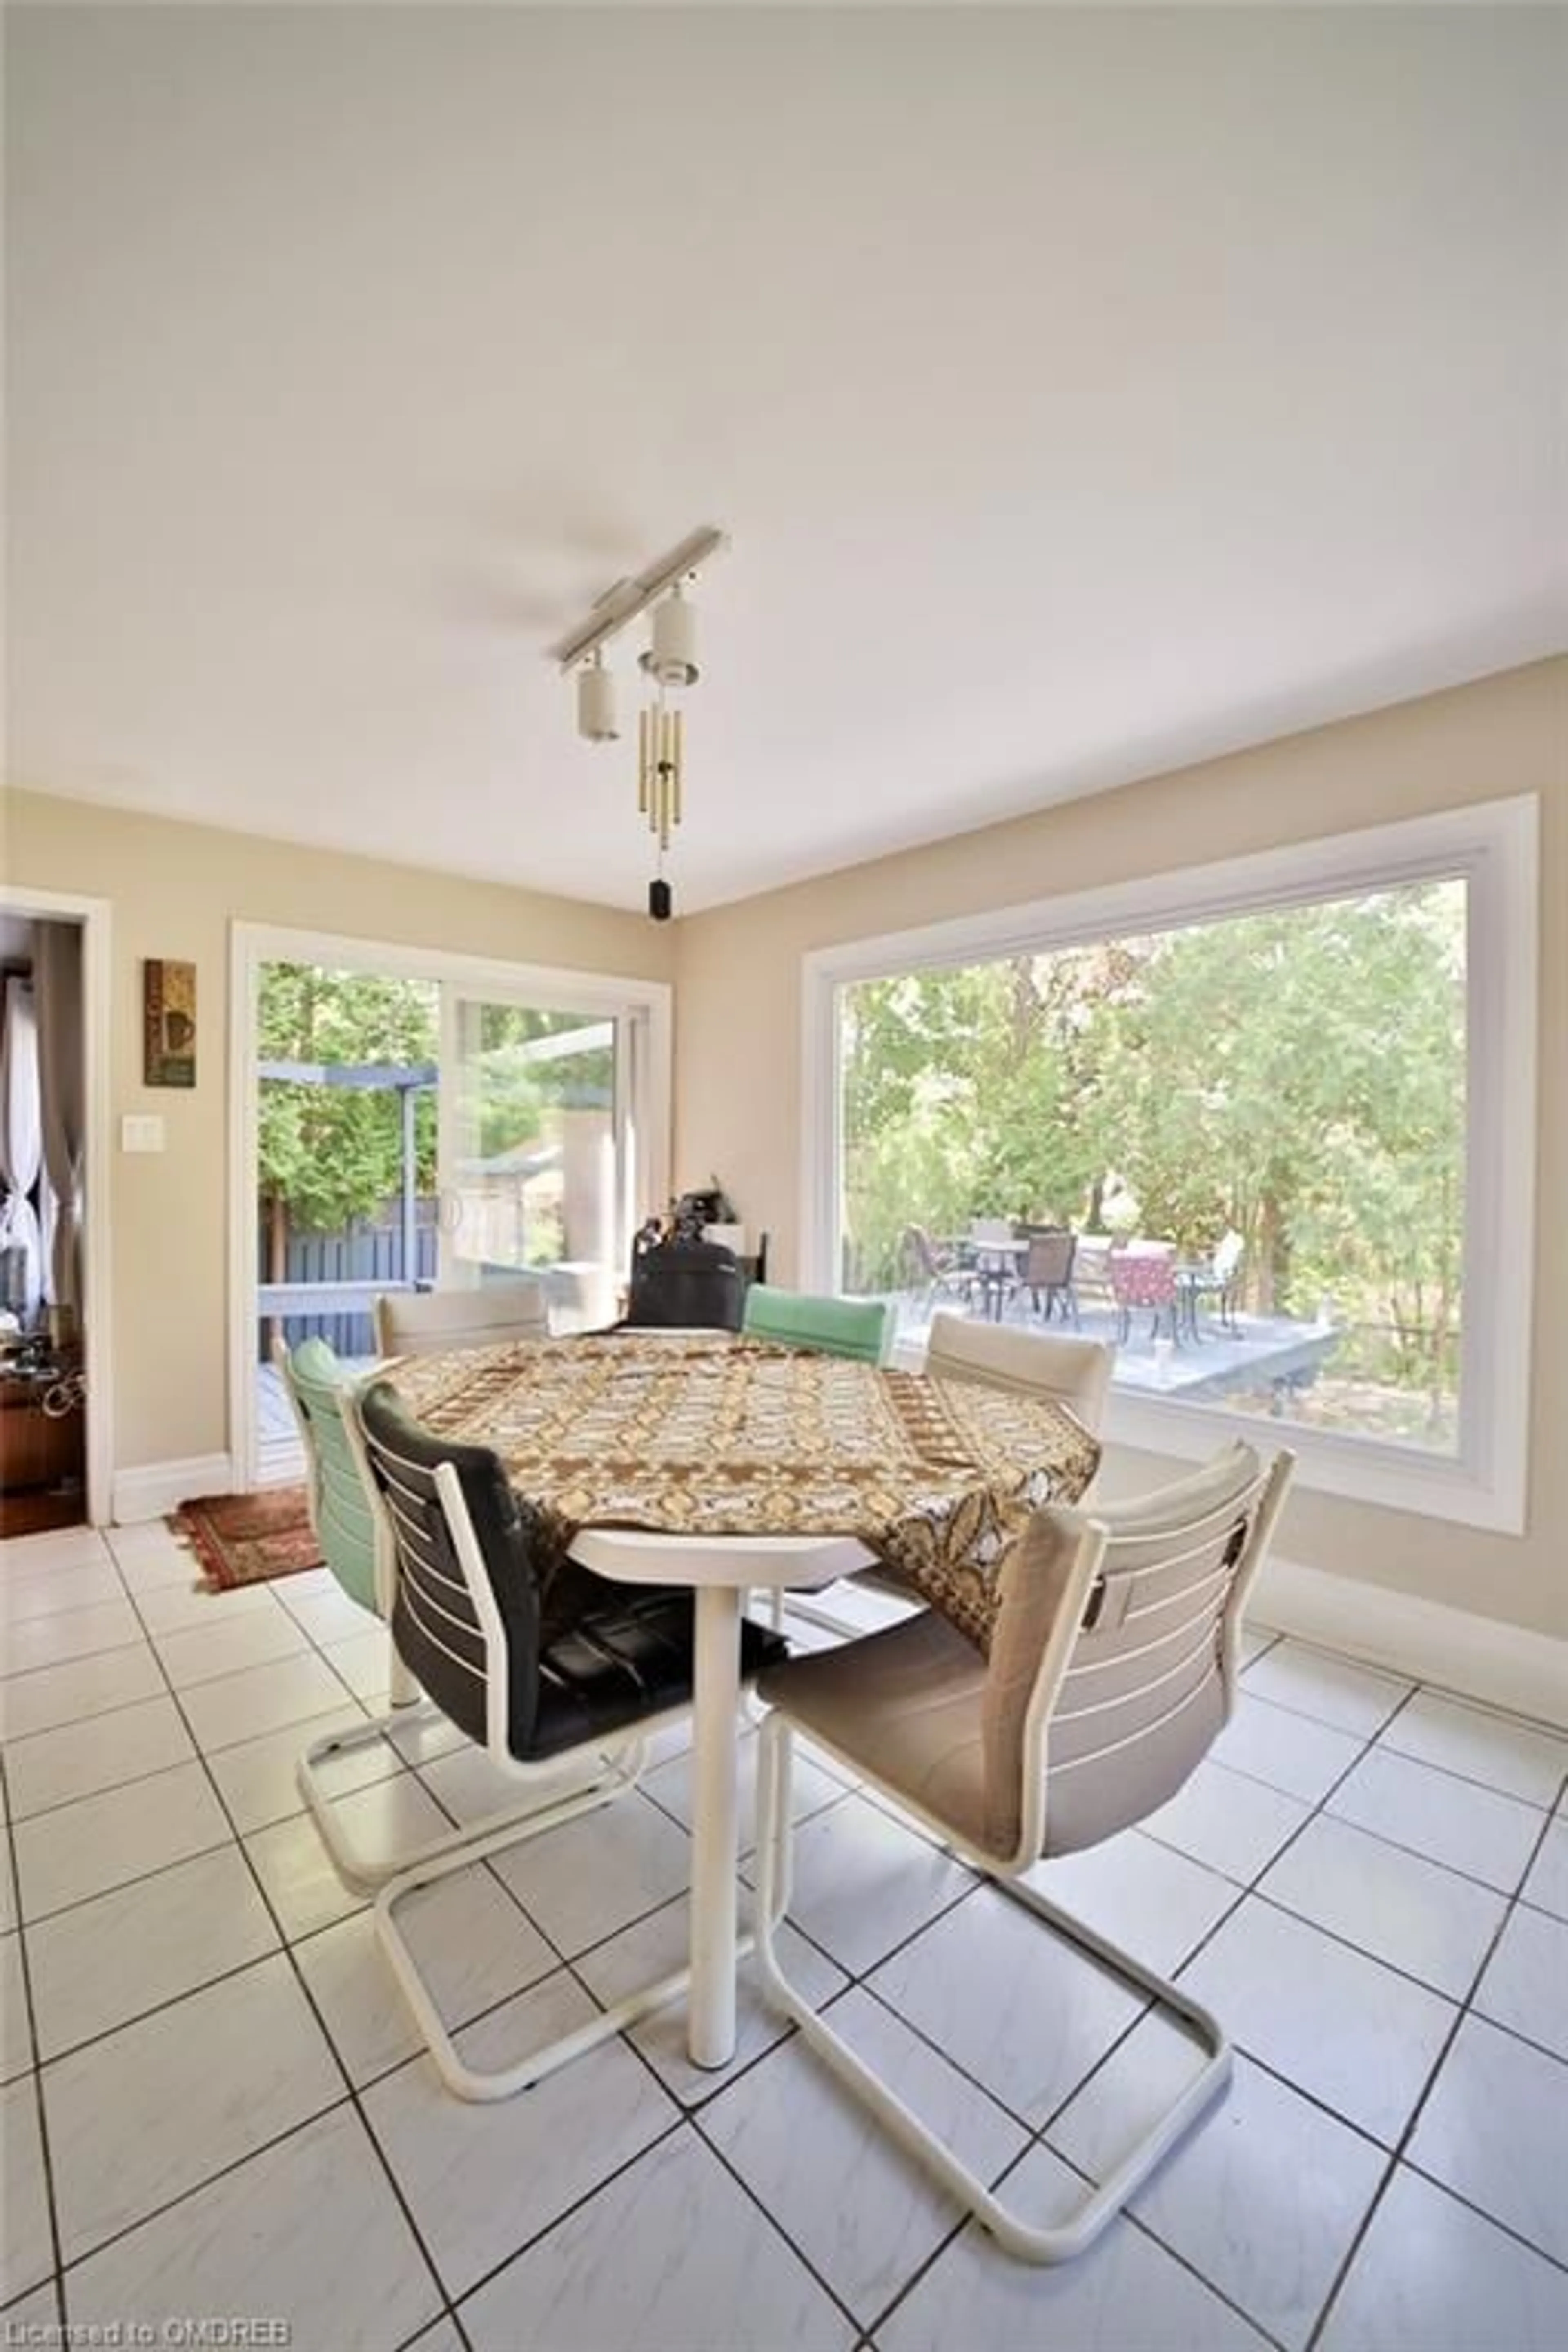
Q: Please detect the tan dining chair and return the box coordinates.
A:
[924,1307,1114,1433]
[372,1276,550,1358]
[781,1309,1114,1644]
[751,1438,1295,2263]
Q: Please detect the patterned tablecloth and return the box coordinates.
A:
[388,1329,1100,1653]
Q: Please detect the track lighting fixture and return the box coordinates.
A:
[548,526,727,921]
[575,650,619,743]
[639,584,699,688]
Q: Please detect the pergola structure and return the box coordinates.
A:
[258,1059,436,1321]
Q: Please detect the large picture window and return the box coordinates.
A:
[841,878,1466,1449]
[804,800,1536,1531]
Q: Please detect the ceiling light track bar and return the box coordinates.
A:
[548,525,727,672]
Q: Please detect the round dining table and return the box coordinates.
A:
[389,1326,1102,2068]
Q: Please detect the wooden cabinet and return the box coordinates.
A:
[0,1368,85,1505]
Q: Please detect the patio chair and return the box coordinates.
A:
[965,1218,1025,1321]
[1070,1234,1116,1315]
[621,1235,745,1330]
[741,1284,894,1365]
[1020,1226,1078,1324]
[751,1439,1296,2262]
[357,1378,788,2100]
[1109,1243,1178,1344]
[1180,1228,1245,1337]
[373,1276,550,1358]
[279,1336,624,1891]
[898,1223,976,1313]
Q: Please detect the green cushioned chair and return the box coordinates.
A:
[741,1285,894,1365]
[276,1335,382,1615]
[738,1286,894,1636]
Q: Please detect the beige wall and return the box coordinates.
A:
[673,658,1568,1638]
[2,794,673,1469]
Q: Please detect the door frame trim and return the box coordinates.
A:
[228,920,672,1490]
[1,884,114,1527]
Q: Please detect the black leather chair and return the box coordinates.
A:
[355,1379,786,2100]
[622,1235,745,1330]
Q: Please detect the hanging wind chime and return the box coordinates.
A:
[550,527,726,922]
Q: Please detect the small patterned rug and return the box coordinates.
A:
[169,1485,322,1590]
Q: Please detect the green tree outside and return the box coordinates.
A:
[842,879,1466,1430]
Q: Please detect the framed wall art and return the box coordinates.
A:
[143,958,197,1087]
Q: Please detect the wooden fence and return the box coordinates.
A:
[258,1203,437,1359]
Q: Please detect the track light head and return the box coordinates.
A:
[639,585,699,688]
[576,653,619,742]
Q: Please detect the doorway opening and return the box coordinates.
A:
[1,904,96,1535]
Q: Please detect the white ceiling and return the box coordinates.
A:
[7,4,1564,914]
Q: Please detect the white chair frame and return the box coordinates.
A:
[290,1365,646,1893]
[367,1446,762,2103]
[751,1449,1294,2263]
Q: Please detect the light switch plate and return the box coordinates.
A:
[120,1113,166,1153]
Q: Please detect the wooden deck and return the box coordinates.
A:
[891,1295,1341,1412]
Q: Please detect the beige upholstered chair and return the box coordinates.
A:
[752,1438,1295,2263]
[924,1307,1114,1434]
[372,1277,550,1358]
[782,1309,1115,1643]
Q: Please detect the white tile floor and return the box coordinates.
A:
[2,1521,1568,2352]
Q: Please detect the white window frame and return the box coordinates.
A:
[801,797,1537,1535]
[229,921,671,1490]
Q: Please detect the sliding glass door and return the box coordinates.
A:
[236,924,670,1487]
[439,990,627,1331]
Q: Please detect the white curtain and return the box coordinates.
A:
[33,926,85,1314]
[0,973,46,1319]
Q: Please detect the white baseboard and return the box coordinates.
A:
[112,1453,236,1524]
[1255,1554,1568,1732]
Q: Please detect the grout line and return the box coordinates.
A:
[53,2094,362,2285]
[24,1923,292,2076]
[0,1672,175,1746]
[13,1819,238,1935]
[0,1744,67,2302]
[686,2107,873,2341]
[441,2107,687,2323]
[1396,2152,1568,2280]
[5,1737,213,1831]
[2,1631,154,1686]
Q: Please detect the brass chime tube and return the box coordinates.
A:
[654,708,663,838]
[659,709,673,850]
[636,698,686,853]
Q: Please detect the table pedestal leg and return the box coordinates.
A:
[688,1584,741,2068]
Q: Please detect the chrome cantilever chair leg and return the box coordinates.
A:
[749,1711,1232,2265]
